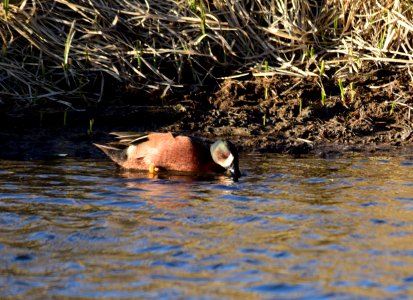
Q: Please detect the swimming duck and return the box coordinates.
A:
[94,132,241,179]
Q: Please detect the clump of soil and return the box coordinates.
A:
[0,68,412,159]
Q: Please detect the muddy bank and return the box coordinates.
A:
[0,70,412,160]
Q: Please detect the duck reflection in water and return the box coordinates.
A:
[118,169,235,209]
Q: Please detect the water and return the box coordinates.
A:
[1,153,413,299]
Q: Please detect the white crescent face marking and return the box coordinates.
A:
[221,153,234,168]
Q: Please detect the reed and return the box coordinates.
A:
[2,0,9,18]
[0,0,412,108]
[321,88,326,106]
[88,118,94,136]
[338,79,345,102]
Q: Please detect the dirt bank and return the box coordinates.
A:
[169,68,413,155]
[0,69,412,160]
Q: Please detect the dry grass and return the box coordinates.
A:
[0,0,412,108]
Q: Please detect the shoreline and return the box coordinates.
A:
[1,73,412,160]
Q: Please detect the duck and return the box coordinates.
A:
[94,132,241,179]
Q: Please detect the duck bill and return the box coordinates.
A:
[228,165,241,180]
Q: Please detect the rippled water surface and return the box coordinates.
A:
[2,153,413,299]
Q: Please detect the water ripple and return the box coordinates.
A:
[1,155,413,298]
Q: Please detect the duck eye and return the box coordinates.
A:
[218,151,229,159]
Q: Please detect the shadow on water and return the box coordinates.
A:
[1,153,413,298]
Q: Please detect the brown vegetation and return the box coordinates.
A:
[1,1,412,106]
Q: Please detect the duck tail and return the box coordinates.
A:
[94,143,127,166]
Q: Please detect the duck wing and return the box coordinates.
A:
[109,132,149,145]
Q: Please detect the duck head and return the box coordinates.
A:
[210,140,241,179]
